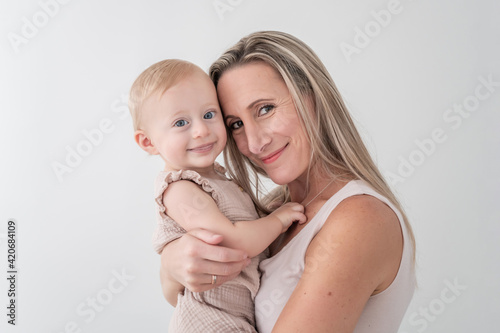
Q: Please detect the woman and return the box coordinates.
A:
[160,31,416,332]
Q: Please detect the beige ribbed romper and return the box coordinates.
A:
[152,163,265,333]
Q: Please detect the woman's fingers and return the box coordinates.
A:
[195,256,252,280]
[184,229,249,262]
[203,270,243,287]
[161,229,250,293]
[185,228,224,245]
[182,258,250,292]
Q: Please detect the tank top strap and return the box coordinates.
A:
[306,180,407,238]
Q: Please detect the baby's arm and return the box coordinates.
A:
[163,180,306,258]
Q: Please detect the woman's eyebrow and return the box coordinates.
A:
[247,98,273,110]
[223,98,275,121]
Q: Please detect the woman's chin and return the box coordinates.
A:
[267,172,294,186]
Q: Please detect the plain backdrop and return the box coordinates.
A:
[1,0,499,332]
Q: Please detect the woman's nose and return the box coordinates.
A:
[245,122,271,155]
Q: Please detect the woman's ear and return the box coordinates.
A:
[134,130,159,155]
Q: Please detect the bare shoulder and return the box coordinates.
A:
[328,194,399,228]
[322,194,402,246]
[308,194,403,293]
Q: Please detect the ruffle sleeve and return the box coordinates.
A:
[152,163,227,254]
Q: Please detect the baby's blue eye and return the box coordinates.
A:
[204,111,215,119]
[174,119,188,127]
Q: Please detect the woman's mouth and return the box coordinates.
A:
[261,144,288,164]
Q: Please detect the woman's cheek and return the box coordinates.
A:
[273,108,300,133]
[233,133,251,157]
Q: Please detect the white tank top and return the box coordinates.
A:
[255,180,416,333]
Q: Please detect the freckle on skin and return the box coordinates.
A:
[328,292,332,296]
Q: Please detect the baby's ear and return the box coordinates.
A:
[134,130,158,155]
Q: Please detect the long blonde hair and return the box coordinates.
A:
[209,31,415,256]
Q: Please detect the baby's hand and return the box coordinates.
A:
[270,202,307,233]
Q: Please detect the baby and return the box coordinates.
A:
[128,59,306,332]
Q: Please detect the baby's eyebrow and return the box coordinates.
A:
[200,102,220,110]
[169,109,186,118]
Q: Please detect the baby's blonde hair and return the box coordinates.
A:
[128,59,201,130]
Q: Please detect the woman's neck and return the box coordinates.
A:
[287,168,348,207]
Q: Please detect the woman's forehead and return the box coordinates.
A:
[217,63,286,103]
[223,62,282,83]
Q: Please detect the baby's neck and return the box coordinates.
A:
[163,164,226,180]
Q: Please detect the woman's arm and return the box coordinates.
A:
[160,229,252,303]
[272,195,403,332]
[163,180,306,258]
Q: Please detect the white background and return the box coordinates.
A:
[1,0,499,332]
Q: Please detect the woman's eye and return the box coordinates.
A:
[204,111,215,119]
[258,104,274,116]
[229,120,243,130]
[174,119,188,127]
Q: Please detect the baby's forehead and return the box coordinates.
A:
[145,71,217,110]
[162,68,211,91]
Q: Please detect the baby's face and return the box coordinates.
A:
[142,71,227,173]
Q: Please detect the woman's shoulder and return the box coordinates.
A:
[310,190,404,292]
[328,193,400,229]
[319,189,402,258]
[317,180,402,234]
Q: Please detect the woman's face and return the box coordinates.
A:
[217,62,312,185]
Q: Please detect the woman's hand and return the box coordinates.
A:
[160,228,251,299]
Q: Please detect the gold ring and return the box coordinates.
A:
[211,275,217,285]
